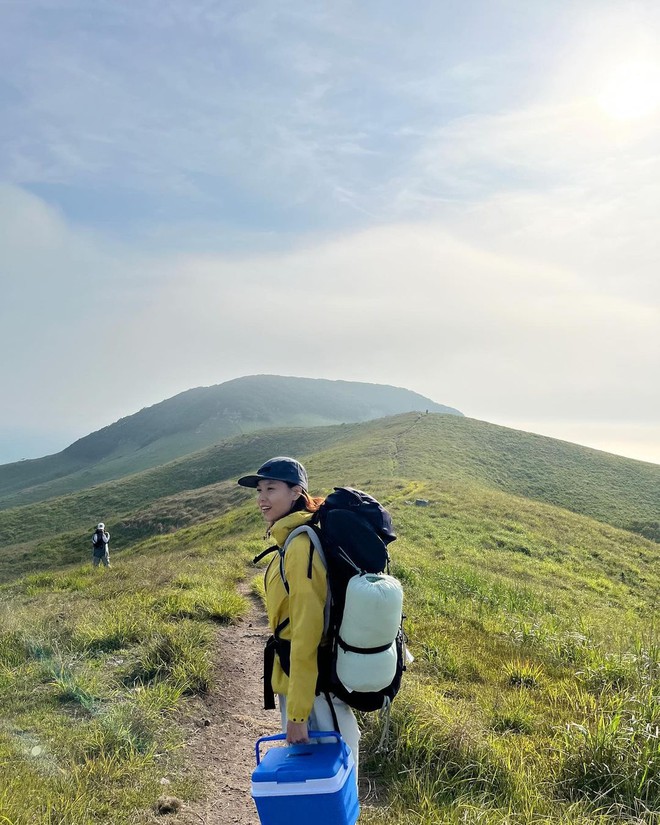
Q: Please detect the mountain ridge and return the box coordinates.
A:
[1,412,657,825]
[0,375,460,507]
[0,411,657,584]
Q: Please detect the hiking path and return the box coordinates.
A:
[174,581,280,825]
[170,580,386,825]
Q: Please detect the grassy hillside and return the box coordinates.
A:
[310,413,660,538]
[1,413,658,586]
[0,375,459,508]
[0,422,363,579]
[0,462,657,824]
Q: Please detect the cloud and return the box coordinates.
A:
[0,184,174,440]
[1,2,659,464]
[0,1,616,232]
[385,95,660,319]
[1,179,657,465]
[87,220,658,428]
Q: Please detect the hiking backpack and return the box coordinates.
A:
[256,487,407,714]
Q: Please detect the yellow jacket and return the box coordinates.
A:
[265,511,327,723]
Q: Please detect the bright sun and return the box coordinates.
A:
[597,60,660,120]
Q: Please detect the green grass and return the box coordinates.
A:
[351,475,657,824]
[0,417,658,824]
[0,423,357,570]
[0,533,249,824]
[1,413,658,586]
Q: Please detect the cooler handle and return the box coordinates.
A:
[255,730,348,768]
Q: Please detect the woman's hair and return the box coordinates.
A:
[288,486,324,513]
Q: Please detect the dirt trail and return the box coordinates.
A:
[171,581,386,824]
[175,582,280,825]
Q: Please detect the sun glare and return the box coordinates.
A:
[597,60,660,120]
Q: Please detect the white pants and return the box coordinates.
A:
[278,693,361,781]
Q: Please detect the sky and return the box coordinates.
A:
[1,0,659,466]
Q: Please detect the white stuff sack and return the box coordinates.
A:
[336,573,403,693]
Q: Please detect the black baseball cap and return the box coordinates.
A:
[237,456,308,491]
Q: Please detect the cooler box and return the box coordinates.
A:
[251,730,359,825]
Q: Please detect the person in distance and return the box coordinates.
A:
[92,522,111,568]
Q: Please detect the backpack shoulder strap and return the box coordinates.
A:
[283,525,326,564]
[252,545,279,565]
[280,525,327,586]
[281,524,330,634]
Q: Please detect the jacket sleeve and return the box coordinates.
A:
[283,533,327,723]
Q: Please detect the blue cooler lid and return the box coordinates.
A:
[253,738,347,785]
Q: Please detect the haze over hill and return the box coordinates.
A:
[0,375,460,508]
[1,411,657,584]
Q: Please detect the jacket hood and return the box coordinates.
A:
[270,510,314,547]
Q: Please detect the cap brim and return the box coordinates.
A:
[237,474,262,488]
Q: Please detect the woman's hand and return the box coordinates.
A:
[286,720,309,744]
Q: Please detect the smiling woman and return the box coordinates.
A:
[237,456,361,778]
[597,59,660,120]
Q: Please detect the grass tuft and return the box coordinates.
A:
[558,686,660,813]
[504,660,543,689]
[122,621,212,694]
[155,586,246,623]
[490,696,536,735]
[373,683,513,805]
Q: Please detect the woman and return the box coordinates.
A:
[238,456,360,769]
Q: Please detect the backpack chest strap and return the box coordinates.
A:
[253,545,279,565]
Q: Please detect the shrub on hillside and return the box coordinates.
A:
[627,520,660,543]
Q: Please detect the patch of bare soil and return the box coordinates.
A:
[173,583,280,825]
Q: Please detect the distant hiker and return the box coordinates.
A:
[92,522,111,567]
[237,457,362,773]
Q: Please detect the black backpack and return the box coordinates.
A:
[256,487,406,714]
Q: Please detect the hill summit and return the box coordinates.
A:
[0,375,460,507]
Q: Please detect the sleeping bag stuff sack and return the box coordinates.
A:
[336,573,404,694]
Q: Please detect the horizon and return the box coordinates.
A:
[1,374,658,468]
[1,2,659,467]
